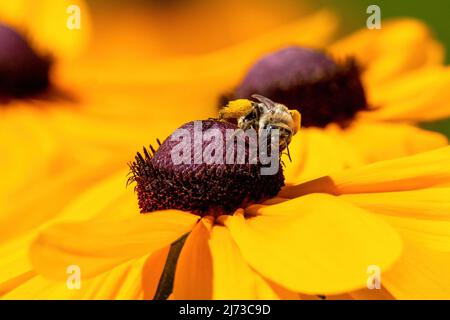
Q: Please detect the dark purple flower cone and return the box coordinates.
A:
[0,24,52,101]
[222,46,368,128]
[128,120,285,217]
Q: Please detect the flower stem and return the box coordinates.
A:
[153,232,189,300]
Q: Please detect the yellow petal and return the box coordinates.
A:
[341,188,450,298]
[0,162,127,242]
[0,108,57,208]
[332,146,450,194]
[223,194,402,295]
[342,121,448,163]
[30,211,198,279]
[363,67,450,122]
[0,235,35,296]
[0,170,138,296]
[208,225,296,299]
[172,217,213,299]
[3,249,168,300]
[383,215,450,252]
[283,127,364,185]
[278,176,340,199]
[2,275,78,300]
[341,188,450,220]
[331,19,445,85]
[0,1,27,25]
[81,247,169,300]
[0,0,91,60]
[342,188,450,252]
[67,10,337,86]
[83,0,313,60]
[79,256,146,300]
[140,247,170,300]
[383,244,450,299]
[52,170,138,222]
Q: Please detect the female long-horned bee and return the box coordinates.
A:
[219,94,301,160]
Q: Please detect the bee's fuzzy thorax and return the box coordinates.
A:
[0,24,52,102]
[128,120,285,217]
[221,46,368,128]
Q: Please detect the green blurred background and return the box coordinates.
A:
[317,0,450,137]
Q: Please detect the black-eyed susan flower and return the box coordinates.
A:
[1,1,448,301]
[0,2,336,296]
[0,0,122,246]
[219,19,450,183]
[2,114,449,299]
[0,5,335,242]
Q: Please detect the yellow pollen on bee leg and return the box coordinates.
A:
[219,99,254,120]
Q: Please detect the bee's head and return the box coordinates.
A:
[261,122,293,154]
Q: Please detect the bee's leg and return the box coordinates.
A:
[285,140,292,162]
[255,103,262,119]
[225,127,247,145]
[240,122,253,131]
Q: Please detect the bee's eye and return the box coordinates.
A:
[281,127,292,134]
[264,124,291,136]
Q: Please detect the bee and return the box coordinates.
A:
[219,94,301,160]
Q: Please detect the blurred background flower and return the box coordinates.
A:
[0,0,91,60]
[0,0,335,242]
[318,0,450,137]
[0,0,334,294]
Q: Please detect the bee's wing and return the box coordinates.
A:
[251,94,277,110]
[219,99,254,121]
